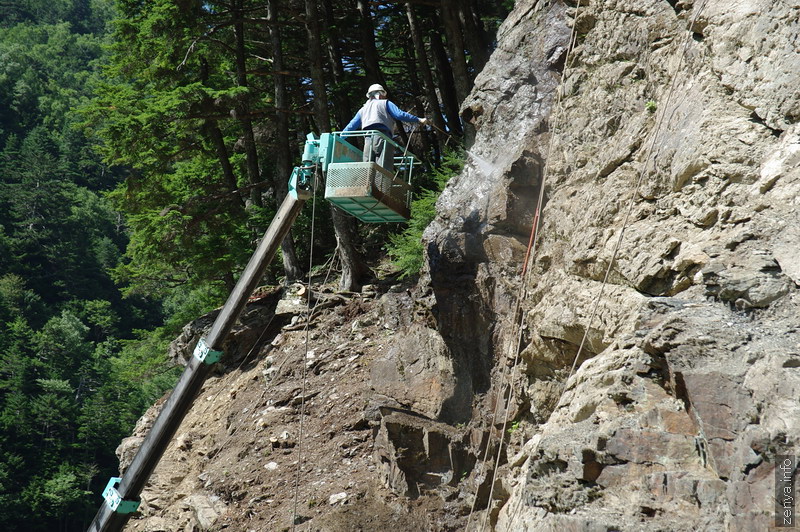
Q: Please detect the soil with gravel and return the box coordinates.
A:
[121,275,470,532]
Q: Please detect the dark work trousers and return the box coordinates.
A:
[363,131,394,170]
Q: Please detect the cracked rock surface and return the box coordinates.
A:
[115,0,798,530]
[435,0,799,529]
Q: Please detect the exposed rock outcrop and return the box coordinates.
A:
[420,0,799,529]
[115,0,799,530]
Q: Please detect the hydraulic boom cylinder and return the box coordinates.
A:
[87,193,306,532]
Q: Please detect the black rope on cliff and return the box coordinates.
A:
[491,1,714,529]
[465,2,586,531]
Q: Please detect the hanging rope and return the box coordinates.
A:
[463,3,585,531]
[491,2,710,530]
[289,166,345,529]
[291,164,319,531]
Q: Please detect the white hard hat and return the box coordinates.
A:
[366,83,386,98]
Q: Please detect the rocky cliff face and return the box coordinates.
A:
[441,0,799,529]
[117,0,799,530]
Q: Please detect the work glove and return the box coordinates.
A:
[419,117,428,125]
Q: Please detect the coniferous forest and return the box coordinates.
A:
[0,0,510,529]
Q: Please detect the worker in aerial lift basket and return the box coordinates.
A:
[342,83,427,170]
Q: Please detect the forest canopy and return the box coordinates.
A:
[0,0,508,529]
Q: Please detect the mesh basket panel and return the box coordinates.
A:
[327,163,372,189]
[325,162,410,222]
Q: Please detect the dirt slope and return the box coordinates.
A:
[115,0,800,530]
[119,282,470,531]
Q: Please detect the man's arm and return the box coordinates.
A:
[386,101,421,123]
[342,111,362,132]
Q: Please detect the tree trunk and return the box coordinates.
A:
[331,206,370,292]
[439,0,471,107]
[268,0,303,280]
[321,0,350,129]
[305,0,370,291]
[232,0,262,208]
[400,41,434,163]
[356,0,384,86]
[199,57,246,209]
[405,2,446,151]
[305,0,330,133]
[429,28,462,137]
[205,121,240,198]
[459,0,490,76]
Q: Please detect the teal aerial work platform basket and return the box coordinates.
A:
[321,131,419,223]
[88,129,421,532]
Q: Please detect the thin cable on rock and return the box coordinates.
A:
[561,0,710,399]
[465,2,584,530]
[492,1,711,529]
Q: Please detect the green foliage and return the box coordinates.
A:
[0,274,43,324]
[78,0,264,296]
[0,22,106,144]
[501,0,515,11]
[162,282,226,331]
[110,284,221,402]
[386,150,464,278]
[22,464,92,525]
[0,0,507,528]
[0,21,129,308]
[0,4,172,530]
[67,299,120,340]
[646,100,657,113]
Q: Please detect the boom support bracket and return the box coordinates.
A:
[102,477,140,515]
[192,337,223,365]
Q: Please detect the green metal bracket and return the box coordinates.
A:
[288,133,321,200]
[301,132,319,165]
[288,166,313,200]
[193,337,223,365]
[102,477,140,514]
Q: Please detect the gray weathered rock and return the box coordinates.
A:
[185,494,227,530]
[369,324,456,420]
[417,0,800,529]
[115,0,799,530]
